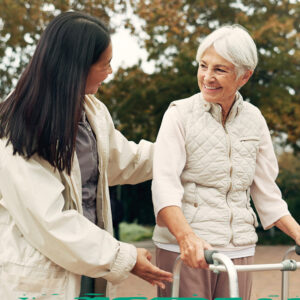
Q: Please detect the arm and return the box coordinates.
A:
[0,148,172,286]
[158,206,212,268]
[104,100,153,186]
[274,215,300,245]
[153,106,211,268]
[250,115,300,244]
[0,151,135,283]
[107,128,153,186]
[85,95,153,186]
[250,115,290,229]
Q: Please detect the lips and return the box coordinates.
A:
[204,85,220,90]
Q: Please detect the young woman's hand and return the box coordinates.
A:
[131,248,173,289]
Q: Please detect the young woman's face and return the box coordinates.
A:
[85,42,113,94]
[197,46,251,107]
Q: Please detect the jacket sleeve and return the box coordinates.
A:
[250,114,290,229]
[0,148,137,284]
[103,104,154,186]
[152,106,186,221]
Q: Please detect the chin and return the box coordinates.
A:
[86,88,98,95]
[202,94,217,103]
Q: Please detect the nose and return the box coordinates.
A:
[204,69,215,82]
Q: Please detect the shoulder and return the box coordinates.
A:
[0,139,12,170]
[0,138,62,184]
[169,93,200,110]
[84,94,114,128]
[167,93,201,120]
[242,101,263,117]
[85,94,109,114]
[240,101,269,134]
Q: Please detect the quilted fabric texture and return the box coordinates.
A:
[154,92,263,247]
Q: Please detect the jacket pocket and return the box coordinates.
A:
[245,190,258,227]
[239,136,260,158]
[182,183,198,224]
[0,262,67,299]
[240,136,259,142]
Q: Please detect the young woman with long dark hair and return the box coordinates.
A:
[0,11,172,299]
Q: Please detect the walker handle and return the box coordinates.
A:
[204,250,218,264]
[295,245,300,255]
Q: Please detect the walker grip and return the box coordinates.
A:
[295,245,300,255]
[204,250,218,264]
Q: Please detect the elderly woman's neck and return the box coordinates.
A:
[220,99,235,126]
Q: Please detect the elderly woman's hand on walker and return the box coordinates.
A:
[158,206,213,269]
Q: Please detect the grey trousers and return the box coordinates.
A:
[156,247,253,300]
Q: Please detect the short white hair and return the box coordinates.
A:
[196,24,258,78]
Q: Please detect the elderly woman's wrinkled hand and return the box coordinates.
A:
[178,231,212,269]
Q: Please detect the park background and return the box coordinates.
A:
[0,0,299,245]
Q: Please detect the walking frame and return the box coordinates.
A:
[171,245,300,299]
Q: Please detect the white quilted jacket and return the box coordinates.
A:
[153,92,264,247]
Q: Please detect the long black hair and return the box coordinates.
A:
[0,11,110,174]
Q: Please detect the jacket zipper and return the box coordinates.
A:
[223,123,233,243]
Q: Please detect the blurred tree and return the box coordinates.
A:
[277,152,300,222]
[1,0,299,147]
[1,1,300,226]
[101,0,300,151]
[0,0,126,98]
[99,0,300,226]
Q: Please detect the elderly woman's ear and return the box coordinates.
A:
[238,70,253,89]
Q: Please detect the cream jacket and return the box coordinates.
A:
[0,95,153,300]
[152,92,290,247]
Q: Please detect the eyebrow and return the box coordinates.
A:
[215,64,230,69]
[200,60,230,69]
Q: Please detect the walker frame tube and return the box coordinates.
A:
[171,247,300,299]
[171,252,239,298]
[281,245,300,300]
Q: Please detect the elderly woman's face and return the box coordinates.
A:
[197,46,250,107]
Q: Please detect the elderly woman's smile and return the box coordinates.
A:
[197,46,250,112]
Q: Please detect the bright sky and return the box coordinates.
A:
[111,29,154,74]
[109,6,155,78]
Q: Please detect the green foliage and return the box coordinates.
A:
[277,152,300,223]
[1,1,300,234]
[257,227,296,245]
[2,1,299,148]
[104,0,300,150]
[119,221,154,242]
[120,180,155,225]
[0,0,126,98]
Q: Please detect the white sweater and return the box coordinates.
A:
[152,92,290,256]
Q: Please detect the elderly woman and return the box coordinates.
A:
[152,24,300,299]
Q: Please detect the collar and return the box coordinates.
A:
[199,91,244,124]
